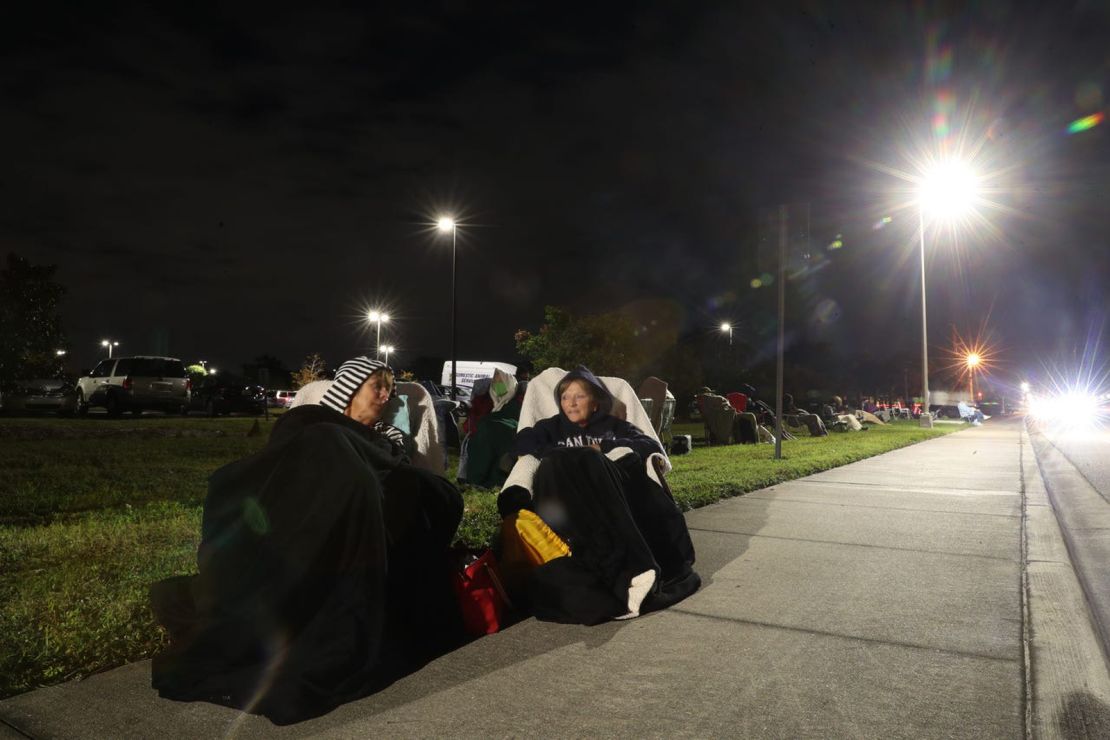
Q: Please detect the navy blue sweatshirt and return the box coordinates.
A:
[513,366,663,461]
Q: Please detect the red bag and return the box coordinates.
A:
[450,549,512,636]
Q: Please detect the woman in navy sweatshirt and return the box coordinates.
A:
[499,366,699,624]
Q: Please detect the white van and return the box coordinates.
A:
[440,361,517,395]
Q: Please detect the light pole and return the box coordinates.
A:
[367,310,390,359]
[915,159,979,428]
[966,352,981,402]
[101,339,119,358]
[720,322,733,345]
[381,344,394,367]
[438,216,458,400]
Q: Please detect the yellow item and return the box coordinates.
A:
[499,510,571,594]
[506,510,571,564]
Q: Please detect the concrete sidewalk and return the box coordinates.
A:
[3,418,1108,738]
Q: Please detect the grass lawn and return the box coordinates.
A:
[0,414,957,698]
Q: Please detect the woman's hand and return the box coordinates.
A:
[497,486,532,518]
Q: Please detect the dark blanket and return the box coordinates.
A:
[463,400,521,489]
[150,405,463,724]
[527,448,699,625]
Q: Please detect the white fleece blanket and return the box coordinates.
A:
[291,379,446,474]
[502,367,672,494]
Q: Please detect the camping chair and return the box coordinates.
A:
[291,380,447,474]
[637,376,668,436]
[503,367,673,497]
[659,393,676,446]
[725,392,748,413]
[697,392,736,445]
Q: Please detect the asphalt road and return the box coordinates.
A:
[1039,425,1110,500]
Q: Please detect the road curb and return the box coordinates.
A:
[1022,422,1110,737]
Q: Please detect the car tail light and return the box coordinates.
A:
[122,376,133,391]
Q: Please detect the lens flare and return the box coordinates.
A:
[941,326,1001,397]
[1028,388,1107,431]
[1067,112,1104,134]
[1026,327,1110,433]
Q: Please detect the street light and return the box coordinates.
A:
[720,322,733,345]
[100,339,119,358]
[55,349,67,357]
[966,352,981,402]
[381,344,395,367]
[915,159,980,427]
[438,216,459,400]
[367,310,390,359]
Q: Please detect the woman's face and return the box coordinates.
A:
[345,372,394,426]
[560,379,598,427]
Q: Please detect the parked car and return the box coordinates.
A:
[76,356,191,416]
[265,389,298,408]
[0,377,78,415]
[189,376,265,416]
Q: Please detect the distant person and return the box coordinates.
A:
[499,365,700,624]
[461,368,525,488]
[783,393,828,437]
[151,357,464,724]
[957,400,985,425]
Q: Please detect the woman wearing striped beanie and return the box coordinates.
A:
[152,355,464,723]
[318,356,408,452]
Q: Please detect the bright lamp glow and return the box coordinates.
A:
[1020,382,1031,393]
[1029,389,1106,431]
[966,353,981,368]
[917,160,980,217]
[437,217,456,232]
[720,323,731,332]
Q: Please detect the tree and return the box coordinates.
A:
[185,364,208,386]
[242,354,293,388]
[515,306,652,379]
[0,254,67,386]
[290,352,327,389]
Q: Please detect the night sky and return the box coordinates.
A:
[4,2,1109,388]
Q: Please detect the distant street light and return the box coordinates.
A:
[966,352,981,401]
[100,339,119,358]
[720,322,733,346]
[55,349,67,357]
[367,310,390,359]
[915,159,980,427]
[1020,381,1031,394]
[381,344,395,367]
[438,216,459,400]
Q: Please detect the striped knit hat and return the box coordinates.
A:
[319,356,391,414]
